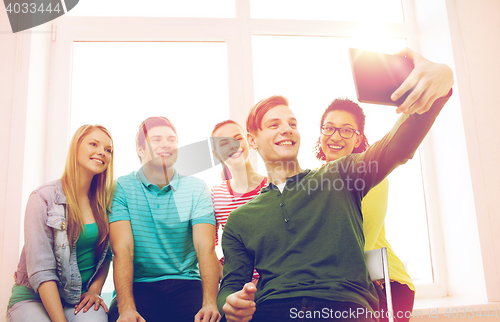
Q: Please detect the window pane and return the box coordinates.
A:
[252,35,433,285]
[71,41,230,294]
[66,0,235,18]
[251,0,404,22]
[71,41,229,183]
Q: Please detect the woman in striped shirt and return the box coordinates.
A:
[210,120,267,283]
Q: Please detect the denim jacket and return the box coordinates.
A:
[14,179,110,305]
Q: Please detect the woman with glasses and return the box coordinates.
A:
[313,98,415,322]
[210,120,267,283]
[6,125,114,322]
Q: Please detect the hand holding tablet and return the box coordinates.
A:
[349,48,414,107]
[350,47,454,114]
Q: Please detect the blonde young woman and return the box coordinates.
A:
[6,125,114,322]
[210,120,267,283]
[313,98,415,322]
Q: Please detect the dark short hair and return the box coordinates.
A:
[246,96,289,135]
[313,98,369,161]
[136,116,177,162]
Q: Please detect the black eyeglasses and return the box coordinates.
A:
[321,125,360,139]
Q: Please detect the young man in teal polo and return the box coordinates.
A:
[108,116,221,322]
[217,49,454,322]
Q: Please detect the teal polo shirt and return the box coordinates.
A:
[110,168,215,282]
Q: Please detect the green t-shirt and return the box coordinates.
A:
[76,222,99,286]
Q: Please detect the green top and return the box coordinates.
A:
[8,223,99,309]
[76,222,99,286]
[217,93,450,314]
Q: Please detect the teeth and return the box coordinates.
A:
[230,150,243,157]
[159,153,171,157]
[91,158,104,164]
[277,141,293,146]
[328,145,343,150]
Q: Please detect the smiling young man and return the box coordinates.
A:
[217,49,454,322]
[108,117,221,322]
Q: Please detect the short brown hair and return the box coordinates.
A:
[136,116,177,162]
[246,96,289,135]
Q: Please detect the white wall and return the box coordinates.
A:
[449,0,500,302]
[0,9,30,315]
[409,0,500,320]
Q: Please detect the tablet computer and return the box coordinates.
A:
[349,48,414,106]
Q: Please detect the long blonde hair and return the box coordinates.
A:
[61,125,114,255]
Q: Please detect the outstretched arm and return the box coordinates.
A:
[341,50,454,197]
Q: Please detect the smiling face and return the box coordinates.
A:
[77,129,113,177]
[320,110,363,162]
[212,123,247,169]
[248,105,300,163]
[137,125,178,169]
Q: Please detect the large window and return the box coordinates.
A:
[252,35,433,284]
[71,41,231,296]
[44,0,445,300]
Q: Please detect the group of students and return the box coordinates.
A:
[5,48,454,322]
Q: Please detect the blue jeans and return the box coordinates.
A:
[247,298,377,322]
[6,299,108,322]
[108,279,203,322]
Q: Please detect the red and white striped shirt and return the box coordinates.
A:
[211,177,268,282]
